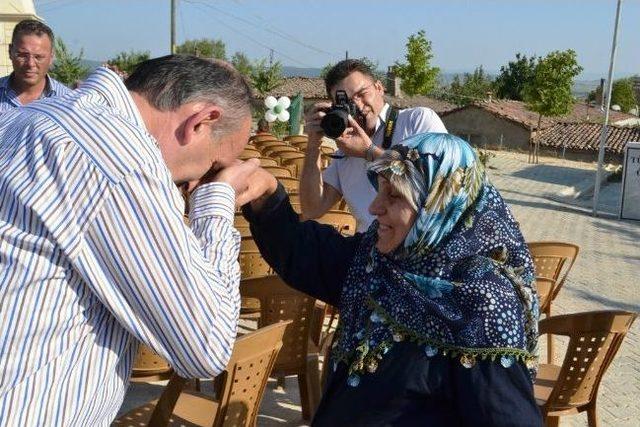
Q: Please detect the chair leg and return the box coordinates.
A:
[587,405,599,427]
[276,375,286,389]
[546,305,553,363]
[306,355,322,417]
[545,415,559,427]
[298,373,311,421]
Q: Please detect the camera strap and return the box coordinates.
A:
[382,106,399,149]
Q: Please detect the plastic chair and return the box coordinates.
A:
[262,165,292,178]
[239,236,273,279]
[263,146,299,158]
[284,135,308,144]
[256,140,289,152]
[250,133,278,144]
[257,157,278,167]
[130,343,174,382]
[535,277,555,314]
[113,321,291,427]
[281,156,306,177]
[315,210,357,236]
[534,311,637,427]
[234,213,251,237]
[240,275,322,421]
[277,177,300,194]
[528,241,580,361]
[239,146,261,160]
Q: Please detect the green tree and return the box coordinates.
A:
[493,53,537,100]
[610,78,637,112]
[523,49,583,162]
[393,30,439,96]
[447,66,493,106]
[107,50,150,75]
[251,59,283,96]
[49,38,89,86]
[176,38,226,60]
[231,51,252,77]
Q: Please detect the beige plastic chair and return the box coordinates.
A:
[253,140,286,152]
[315,210,357,236]
[534,311,637,427]
[528,241,580,361]
[277,177,300,194]
[263,145,299,158]
[281,156,306,177]
[113,321,291,427]
[239,146,261,160]
[262,165,292,178]
[284,135,308,144]
[234,213,251,237]
[249,133,278,144]
[130,343,174,382]
[257,157,278,167]
[239,236,273,279]
[240,275,322,421]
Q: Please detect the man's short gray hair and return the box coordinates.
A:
[125,55,252,136]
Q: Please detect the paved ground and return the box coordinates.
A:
[119,150,639,426]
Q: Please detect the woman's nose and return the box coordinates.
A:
[369,195,385,216]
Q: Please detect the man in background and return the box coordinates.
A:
[300,59,447,232]
[0,19,69,114]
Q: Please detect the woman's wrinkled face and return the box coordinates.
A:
[368,177,418,254]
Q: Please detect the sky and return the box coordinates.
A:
[35,0,640,79]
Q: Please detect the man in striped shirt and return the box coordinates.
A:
[0,19,70,115]
[0,55,259,425]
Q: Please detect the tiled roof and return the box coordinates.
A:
[441,99,637,130]
[534,122,640,154]
[253,77,327,99]
[385,95,456,114]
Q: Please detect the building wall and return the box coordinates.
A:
[441,107,532,151]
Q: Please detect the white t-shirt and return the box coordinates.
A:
[323,104,447,232]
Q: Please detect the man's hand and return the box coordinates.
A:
[335,115,374,158]
[187,159,261,203]
[238,167,279,209]
[304,102,332,147]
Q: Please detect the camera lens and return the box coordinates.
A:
[321,109,349,138]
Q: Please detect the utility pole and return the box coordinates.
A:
[170,0,177,54]
[269,48,274,66]
[345,50,349,60]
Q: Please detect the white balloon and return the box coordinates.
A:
[277,96,291,110]
[277,110,290,122]
[264,96,278,109]
[265,110,278,122]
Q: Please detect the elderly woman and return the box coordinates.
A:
[244,133,542,426]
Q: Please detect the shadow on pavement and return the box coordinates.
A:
[512,164,594,186]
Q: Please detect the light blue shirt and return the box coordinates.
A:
[0,68,241,426]
[0,73,71,115]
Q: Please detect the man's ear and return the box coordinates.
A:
[375,80,385,93]
[182,105,223,146]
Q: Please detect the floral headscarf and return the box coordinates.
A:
[330,133,539,387]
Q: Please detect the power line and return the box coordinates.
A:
[182,0,315,68]
[184,0,335,57]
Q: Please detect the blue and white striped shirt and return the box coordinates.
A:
[0,68,241,426]
[0,73,71,115]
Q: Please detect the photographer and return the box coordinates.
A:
[300,59,447,232]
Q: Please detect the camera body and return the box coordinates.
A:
[320,90,362,138]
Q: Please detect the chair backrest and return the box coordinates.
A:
[250,133,278,144]
[319,145,336,155]
[234,213,251,237]
[239,146,261,160]
[254,140,286,151]
[264,146,299,158]
[149,322,290,427]
[239,236,273,278]
[528,241,579,300]
[284,135,308,144]
[130,343,173,381]
[277,176,300,194]
[291,141,308,151]
[280,156,306,177]
[263,165,292,178]
[257,157,279,167]
[315,210,357,236]
[538,311,636,411]
[535,277,555,313]
[240,275,317,374]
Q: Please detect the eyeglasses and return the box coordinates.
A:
[350,83,376,102]
[12,51,50,64]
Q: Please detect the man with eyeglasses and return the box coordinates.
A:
[0,19,70,114]
[300,59,447,232]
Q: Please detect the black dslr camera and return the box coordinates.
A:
[320,90,362,138]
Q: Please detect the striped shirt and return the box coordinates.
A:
[0,73,71,115]
[0,68,241,426]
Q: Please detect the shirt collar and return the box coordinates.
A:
[79,67,146,129]
[1,73,57,99]
[374,103,391,133]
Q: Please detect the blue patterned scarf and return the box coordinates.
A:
[331,133,539,387]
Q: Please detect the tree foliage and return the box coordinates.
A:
[176,38,226,60]
[250,59,283,96]
[447,66,494,106]
[523,49,583,122]
[107,50,150,75]
[610,79,637,112]
[231,51,252,77]
[493,53,537,101]
[49,38,89,86]
[393,30,439,96]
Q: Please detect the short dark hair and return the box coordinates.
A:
[11,20,54,47]
[324,59,376,96]
[125,55,253,136]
